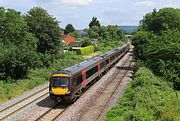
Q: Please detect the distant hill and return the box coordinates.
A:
[119,26,138,33]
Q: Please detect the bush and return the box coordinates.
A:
[76,46,94,55]
[0,42,38,80]
[81,37,91,47]
[132,30,180,89]
[132,30,155,60]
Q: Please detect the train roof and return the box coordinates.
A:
[53,43,127,76]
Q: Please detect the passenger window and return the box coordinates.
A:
[86,66,98,79]
[100,61,105,69]
[76,74,82,85]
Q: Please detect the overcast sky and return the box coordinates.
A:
[0,0,180,29]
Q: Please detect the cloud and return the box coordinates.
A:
[135,0,155,7]
[0,0,37,12]
[95,0,120,3]
[61,0,93,7]
[162,1,179,8]
[101,8,123,15]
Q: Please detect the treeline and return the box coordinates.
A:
[0,7,62,81]
[132,8,180,90]
[64,17,127,52]
[85,25,127,52]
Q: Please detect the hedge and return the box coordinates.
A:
[76,45,94,55]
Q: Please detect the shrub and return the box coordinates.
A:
[76,46,94,55]
[132,30,180,89]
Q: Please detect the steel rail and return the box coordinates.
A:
[78,49,132,121]
[0,89,49,120]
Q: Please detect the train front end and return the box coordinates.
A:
[49,73,71,102]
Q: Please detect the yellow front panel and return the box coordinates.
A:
[52,87,68,95]
[52,74,70,77]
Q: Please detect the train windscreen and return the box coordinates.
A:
[51,77,69,87]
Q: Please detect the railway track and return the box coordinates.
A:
[78,49,134,121]
[50,49,133,121]
[32,61,127,121]
[34,103,70,121]
[0,47,133,121]
[33,52,132,121]
[0,86,49,120]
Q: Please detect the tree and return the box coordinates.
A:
[89,17,100,28]
[0,7,38,80]
[81,37,91,47]
[132,29,180,89]
[140,8,180,33]
[87,26,100,38]
[70,31,80,38]
[25,7,61,54]
[64,24,75,34]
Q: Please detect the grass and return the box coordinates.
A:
[105,67,180,121]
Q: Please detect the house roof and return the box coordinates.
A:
[63,35,76,45]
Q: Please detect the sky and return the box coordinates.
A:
[0,0,180,29]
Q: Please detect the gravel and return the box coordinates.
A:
[0,82,49,121]
[79,50,134,121]
[0,47,134,121]
[54,48,133,121]
[0,83,48,111]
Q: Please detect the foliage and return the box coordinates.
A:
[85,25,127,52]
[106,7,180,121]
[140,8,180,33]
[25,7,62,54]
[132,30,155,60]
[0,7,39,80]
[88,30,99,38]
[89,16,100,28]
[76,46,94,55]
[0,7,127,103]
[69,30,80,38]
[132,29,180,89]
[87,25,126,40]
[87,26,99,38]
[64,24,75,34]
[96,38,125,52]
[146,30,180,89]
[81,37,92,47]
[0,51,84,104]
[106,67,180,121]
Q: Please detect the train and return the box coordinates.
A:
[49,42,130,103]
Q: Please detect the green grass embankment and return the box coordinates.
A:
[105,67,180,121]
[0,51,84,104]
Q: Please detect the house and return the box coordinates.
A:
[62,35,81,47]
[79,31,88,38]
